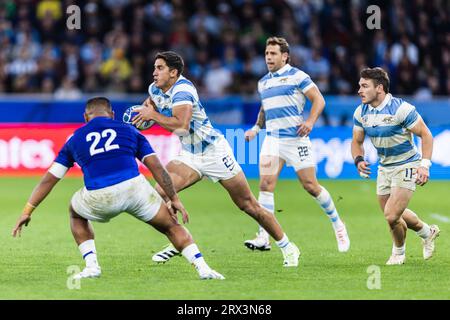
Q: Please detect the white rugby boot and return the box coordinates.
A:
[334,224,350,252]
[198,269,225,280]
[422,224,440,260]
[152,244,180,263]
[282,242,301,267]
[73,266,102,279]
[386,254,406,265]
[244,231,271,251]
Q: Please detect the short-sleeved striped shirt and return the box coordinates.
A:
[353,93,421,166]
[257,64,316,138]
[148,75,220,154]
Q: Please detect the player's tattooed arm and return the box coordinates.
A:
[256,107,265,129]
[143,155,176,200]
[160,168,176,200]
[143,155,190,223]
[245,106,265,141]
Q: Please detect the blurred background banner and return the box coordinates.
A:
[2,122,449,179]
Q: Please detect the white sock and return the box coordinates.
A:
[416,223,431,239]
[392,243,406,255]
[78,239,99,268]
[275,233,290,251]
[181,243,210,272]
[257,191,274,240]
[314,186,343,230]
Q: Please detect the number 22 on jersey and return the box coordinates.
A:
[86,129,120,156]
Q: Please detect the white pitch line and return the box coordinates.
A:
[430,213,450,223]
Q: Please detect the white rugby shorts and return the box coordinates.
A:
[260,135,315,173]
[377,160,420,195]
[172,136,242,183]
[71,174,163,223]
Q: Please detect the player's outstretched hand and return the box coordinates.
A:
[244,129,257,141]
[416,166,429,186]
[357,161,371,179]
[297,120,313,137]
[12,214,31,237]
[168,199,190,224]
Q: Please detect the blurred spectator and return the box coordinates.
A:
[59,43,81,82]
[204,59,232,97]
[390,35,419,66]
[36,0,62,21]
[54,76,82,99]
[99,48,131,82]
[144,0,173,32]
[189,0,220,37]
[41,76,55,94]
[5,48,37,77]
[304,48,330,79]
[188,49,209,89]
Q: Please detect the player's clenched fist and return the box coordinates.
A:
[416,166,429,186]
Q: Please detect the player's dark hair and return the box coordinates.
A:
[360,67,390,93]
[86,97,112,112]
[155,51,184,76]
[266,37,290,63]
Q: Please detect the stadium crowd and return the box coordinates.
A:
[0,0,448,98]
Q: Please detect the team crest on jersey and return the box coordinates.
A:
[362,115,369,125]
[382,116,394,124]
[279,77,288,83]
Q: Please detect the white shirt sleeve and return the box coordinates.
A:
[48,162,69,179]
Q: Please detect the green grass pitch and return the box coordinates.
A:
[1,177,449,299]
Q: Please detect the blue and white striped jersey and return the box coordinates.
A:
[258,64,316,138]
[148,75,221,154]
[353,94,421,166]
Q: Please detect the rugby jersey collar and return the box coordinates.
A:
[270,64,291,77]
[160,75,185,97]
[369,93,391,111]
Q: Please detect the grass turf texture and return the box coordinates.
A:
[1,177,449,300]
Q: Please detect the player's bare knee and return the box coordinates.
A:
[385,212,401,226]
[259,178,275,192]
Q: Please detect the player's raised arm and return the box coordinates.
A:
[12,169,62,237]
[409,118,433,186]
[143,155,189,224]
[298,86,325,137]
[245,106,265,141]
